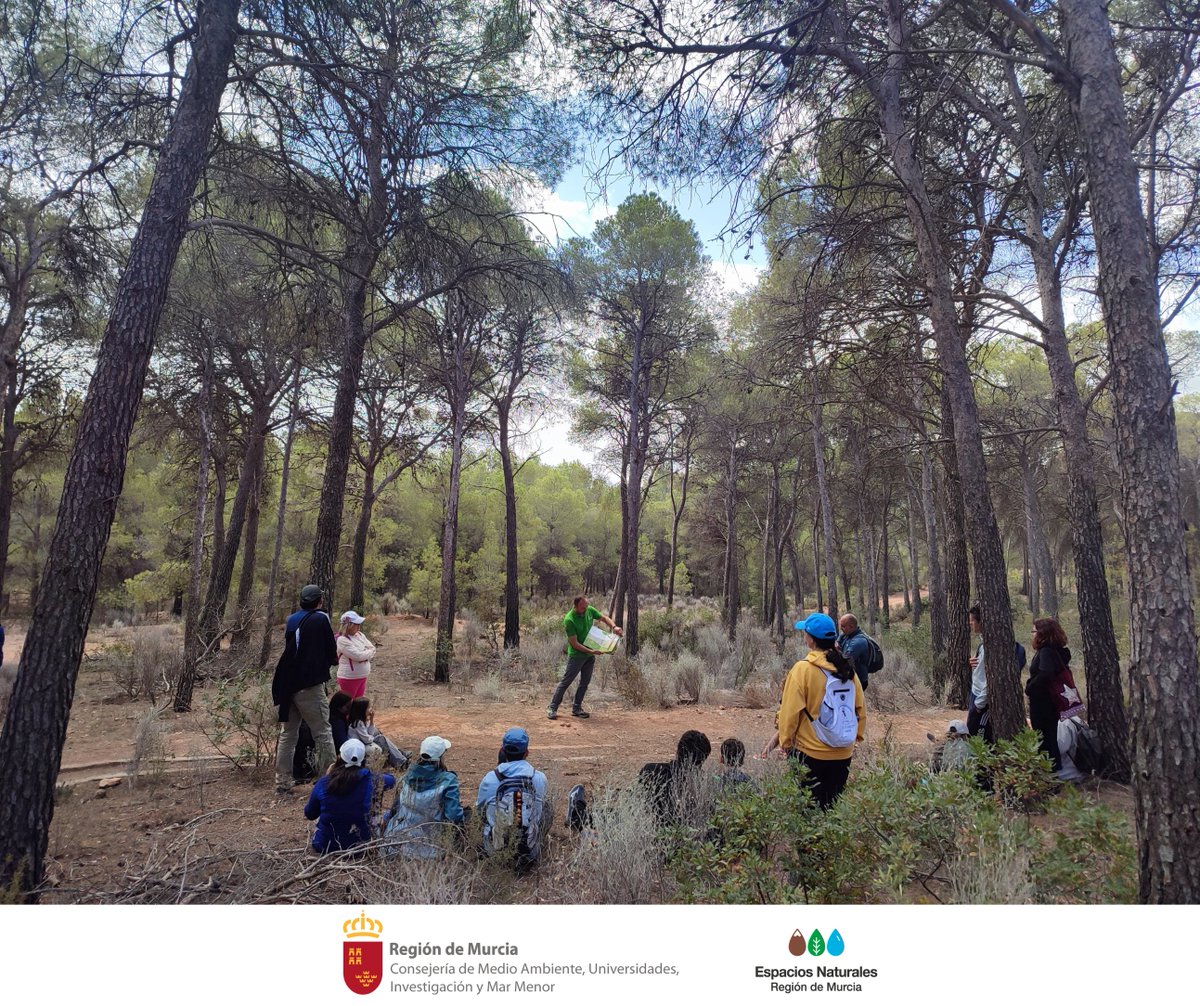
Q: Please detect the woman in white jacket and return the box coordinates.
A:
[336,610,376,699]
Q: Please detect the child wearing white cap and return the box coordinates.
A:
[336,610,376,699]
[303,739,396,854]
[383,736,465,859]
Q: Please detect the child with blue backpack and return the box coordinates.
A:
[762,613,865,810]
[476,727,548,873]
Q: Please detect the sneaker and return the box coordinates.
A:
[546,706,558,721]
[275,784,295,796]
[571,709,590,719]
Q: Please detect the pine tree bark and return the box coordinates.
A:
[349,464,377,613]
[0,0,240,896]
[918,436,945,652]
[999,49,1131,781]
[309,256,372,609]
[786,538,803,611]
[938,397,973,708]
[175,357,214,712]
[1058,0,1200,901]
[1019,443,1057,618]
[434,404,466,683]
[229,427,268,653]
[498,397,520,649]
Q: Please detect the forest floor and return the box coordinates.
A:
[4,614,1132,903]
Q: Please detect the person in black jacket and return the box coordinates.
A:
[1026,617,1083,773]
[638,730,711,824]
[272,584,338,794]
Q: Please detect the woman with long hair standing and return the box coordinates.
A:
[1026,617,1085,772]
[763,612,866,809]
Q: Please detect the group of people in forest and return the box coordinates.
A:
[271,583,551,865]
[967,603,1090,779]
[271,580,1094,862]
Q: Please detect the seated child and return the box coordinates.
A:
[304,739,395,854]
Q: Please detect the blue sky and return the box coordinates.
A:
[527,161,768,291]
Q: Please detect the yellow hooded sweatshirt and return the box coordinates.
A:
[776,649,866,760]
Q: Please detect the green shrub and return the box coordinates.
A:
[970,730,1058,812]
[200,670,278,770]
[1028,788,1137,903]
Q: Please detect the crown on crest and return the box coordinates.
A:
[343,911,384,940]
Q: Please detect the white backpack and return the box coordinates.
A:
[809,669,858,748]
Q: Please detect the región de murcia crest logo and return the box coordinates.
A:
[343,911,384,995]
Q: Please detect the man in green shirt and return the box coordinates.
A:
[547,595,622,720]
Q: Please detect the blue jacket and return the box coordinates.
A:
[837,629,872,690]
[304,767,395,854]
[476,760,548,859]
[383,761,464,859]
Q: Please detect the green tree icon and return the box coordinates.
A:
[808,930,825,956]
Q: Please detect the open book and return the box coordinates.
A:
[584,624,621,654]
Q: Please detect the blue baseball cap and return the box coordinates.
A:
[501,727,529,756]
[795,612,837,641]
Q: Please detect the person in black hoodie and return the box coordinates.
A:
[272,584,338,794]
[638,730,712,824]
[1026,617,1084,772]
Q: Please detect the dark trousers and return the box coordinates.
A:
[967,692,994,744]
[1029,698,1061,771]
[550,652,595,712]
[788,751,852,810]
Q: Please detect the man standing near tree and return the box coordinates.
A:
[547,595,621,720]
[272,584,338,794]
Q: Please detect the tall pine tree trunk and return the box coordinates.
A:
[349,464,377,612]
[499,399,520,649]
[309,258,372,609]
[0,0,240,896]
[723,436,740,641]
[812,407,838,620]
[1059,0,1200,901]
[175,356,214,711]
[666,434,691,608]
[872,32,1019,732]
[938,397,972,708]
[259,374,301,668]
[199,412,266,649]
[918,437,945,653]
[435,399,467,683]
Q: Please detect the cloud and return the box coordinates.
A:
[515,180,616,245]
[710,259,764,294]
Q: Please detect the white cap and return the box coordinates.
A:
[340,739,367,766]
[340,610,366,624]
[419,736,451,761]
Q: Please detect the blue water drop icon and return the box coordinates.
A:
[828,930,845,956]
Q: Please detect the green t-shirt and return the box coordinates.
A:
[564,605,603,657]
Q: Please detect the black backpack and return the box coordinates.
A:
[1071,720,1107,776]
[863,634,884,675]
